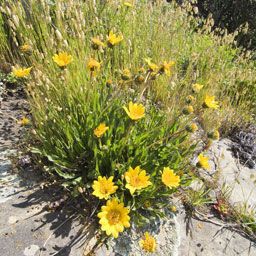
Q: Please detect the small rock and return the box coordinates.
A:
[8,216,19,224]
[23,244,40,256]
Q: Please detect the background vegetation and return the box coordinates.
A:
[191,0,256,51]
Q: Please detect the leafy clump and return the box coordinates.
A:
[0,0,254,243]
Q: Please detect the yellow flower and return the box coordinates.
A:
[145,58,159,72]
[94,123,109,138]
[107,30,123,46]
[92,176,118,200]
[91,37,105,49]
[12,67,32,78]
[124,166,152,195]
[161,167,180,188]
[98,198,130,238]
[204,95,219,109]
[182,105,194,115]
[20,44,32,53]
[139,232,157,253]
[123,102,145,120]
[17,116,30,126]
[192,83,204,93]
[52,52,72,67]
[197,153,210,170]
[87,58,101,76]
[159,61,175,76]
[186,123,198,133]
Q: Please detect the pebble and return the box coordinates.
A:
[23,244,40,256]
[8,216,19,224]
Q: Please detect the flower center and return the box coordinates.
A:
[131,176,141,187]
[100,184,109,195]
[144,239,154,251]
[165,175,172,184]
[107,210,121,225]
[133,109,142,116]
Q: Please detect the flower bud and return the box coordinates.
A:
[55,29,63,41]
[12,15,20,28]
[170,205,177,212]
[185,95,196,104]
[135,75,145,84]
[207,130,220,140]
[186,123,198,133]
[182,105,194,115]
[121,69,131,81]
[106,79,113,87]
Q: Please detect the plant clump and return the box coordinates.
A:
[0,0,255,248]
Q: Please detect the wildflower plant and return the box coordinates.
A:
[1,0,255,242]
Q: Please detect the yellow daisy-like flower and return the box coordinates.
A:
[12,67,32,78]
[91,37,105,50]
[192,83,204,93]
[94,123,109,138]
[197,153,210,170]
[145,58,159,72]
[92,176,118,200]
[159,61,175,76]
[17,116,30,126]
[139,232,157,253]
[52,52,72,67]
[123,102,145,120]
[124,166,152,195]
[161,167,180,188]
[107,30,123,46]
[97,198,130,238]
[87,58,101,76]
[204,95,219,109]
